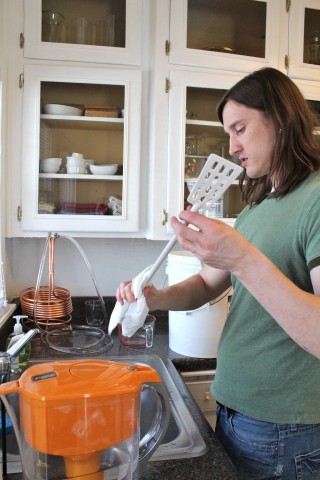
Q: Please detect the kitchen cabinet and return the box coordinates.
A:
[149,0,286,239]
[168,0,320,82]
[162,70,320,236]
[181,370,217,430]
[21,64,142,233]
[168,0,284,73]
[3,0,320,239]
[288,0,320,80]
[23,0,143,66]
[3,0,145,237]
[165,70,245,233]
[148,0,320,239]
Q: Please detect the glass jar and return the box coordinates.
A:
[310,30,320,65]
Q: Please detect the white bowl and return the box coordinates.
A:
[90,164,119,175]
[85,159,94,173]
[40,158,61,173]
[43,104,83,116]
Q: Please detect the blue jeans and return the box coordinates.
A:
[215,403,320,479]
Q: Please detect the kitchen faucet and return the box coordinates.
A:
[1,328,39,479]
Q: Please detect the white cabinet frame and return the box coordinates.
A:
[21,64,142,233]
[24,0,143,66]
[169,0,283,73]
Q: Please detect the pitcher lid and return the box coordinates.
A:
[18,359,161,403]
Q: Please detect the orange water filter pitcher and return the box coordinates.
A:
[0,359,170,479]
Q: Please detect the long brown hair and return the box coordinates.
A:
[217,67,320,205]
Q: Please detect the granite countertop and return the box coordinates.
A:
[1,297,237,480]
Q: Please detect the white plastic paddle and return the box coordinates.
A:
[143,154,243,285]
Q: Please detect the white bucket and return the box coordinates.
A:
[166,250,228,358]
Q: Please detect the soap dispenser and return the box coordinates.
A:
[6,315,30,373]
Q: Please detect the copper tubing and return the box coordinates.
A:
[20,286,72,319]
[20,233,73,329]
[48,233,55,301]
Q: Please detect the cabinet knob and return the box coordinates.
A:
[204,390,211,402]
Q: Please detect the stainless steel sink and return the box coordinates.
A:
[2,354,207,473]
[109,355,208,461]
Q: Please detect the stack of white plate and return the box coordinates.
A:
[43,104,83,116]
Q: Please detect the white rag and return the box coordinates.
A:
[108,265,152,337]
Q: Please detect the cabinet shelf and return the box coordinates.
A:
[39,173,123,181]
[40,115,124,131]
[186,119,226,138]
[186,120,222,128]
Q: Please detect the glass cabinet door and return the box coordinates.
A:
[288,0,320,80]
[21,65,142,233]
[169,0,283,72]
[167,70,245,233]
[295,79,320,141]
[167,72,320,235]
[24,0,142,65]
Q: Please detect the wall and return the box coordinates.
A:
[5,236,175,299]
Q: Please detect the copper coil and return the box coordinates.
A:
[22,314,72,331]
[31,315,72,329]
[20,286,73,319]
[20,234,73,330]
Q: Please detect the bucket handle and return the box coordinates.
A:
[180,287,231,315]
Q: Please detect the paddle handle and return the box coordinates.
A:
[143,235,178,285]
[142,203,201,285]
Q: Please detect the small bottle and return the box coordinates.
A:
[6,315,30,373]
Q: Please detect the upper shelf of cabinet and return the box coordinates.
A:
[23,0,143,65]
[41,115,124,131]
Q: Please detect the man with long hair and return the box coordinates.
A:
[117,68,320,479]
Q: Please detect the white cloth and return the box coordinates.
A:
[108,265,152,337]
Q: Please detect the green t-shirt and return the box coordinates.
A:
[212,171,320,424]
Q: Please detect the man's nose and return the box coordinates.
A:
[229,136,241,156]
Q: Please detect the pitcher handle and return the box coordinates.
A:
[138,382,170,474]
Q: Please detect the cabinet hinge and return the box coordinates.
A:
[19,73,24,89]
[285,54,290,69]
[165,40,170,56]
[20,33,25,49]
[165,77,171,93]
[286,0,291,13]
[162,209,168,226]
[17,205,22,222]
